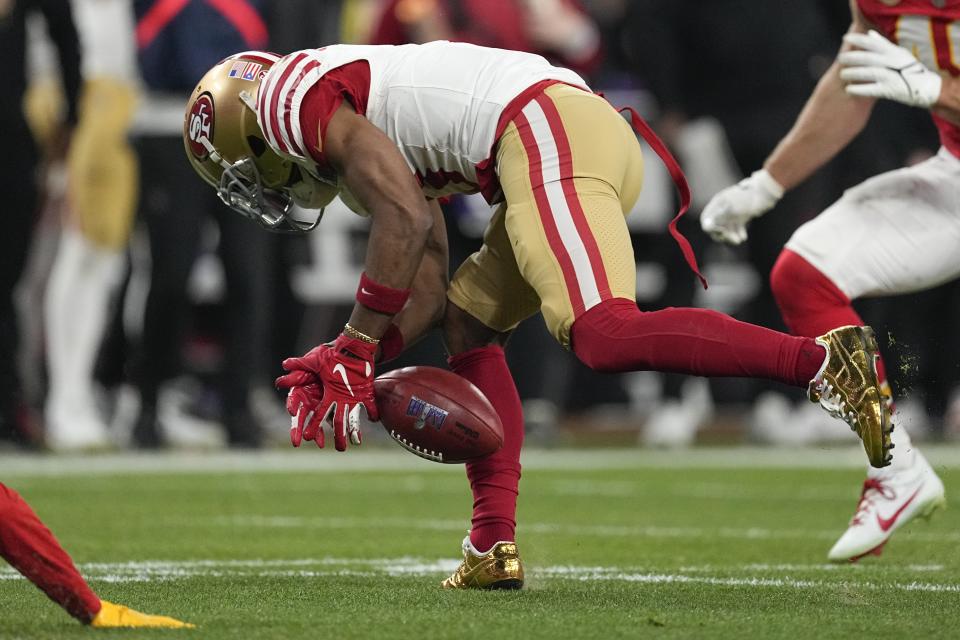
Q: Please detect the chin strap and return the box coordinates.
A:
[614,103,707,290]
[199,136,232,171]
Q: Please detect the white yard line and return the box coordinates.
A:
[3,445,960,477]
[548,480,855,502]
[213,514,960,543]
[1,557,956,593]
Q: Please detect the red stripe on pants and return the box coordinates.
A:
[0,483,101,622]
[533,93,611,302]
[513,110,586,314]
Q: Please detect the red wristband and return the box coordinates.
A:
[378,323,405,363]
[356,272,410,315]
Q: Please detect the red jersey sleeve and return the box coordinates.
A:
[297,61,372,167]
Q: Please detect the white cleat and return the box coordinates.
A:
[45,398,112,452]
[828,451,946,562]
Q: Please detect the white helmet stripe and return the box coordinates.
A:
[275,54,318,158]
[288,56,327,160]
[259,53,300,154]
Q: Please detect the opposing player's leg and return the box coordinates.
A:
[0,483,192,627]
[0,483,101,622]
[496,84,891,466]
[770,151,958,560]
[441,205,539,589]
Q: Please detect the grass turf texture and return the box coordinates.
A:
[1,448,957,639]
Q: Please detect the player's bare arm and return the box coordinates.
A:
[322,102,435,341]
[273,102,437,451]
[383,198,450,358]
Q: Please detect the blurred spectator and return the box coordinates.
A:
[270,0,345,49]
[129,0,271,448]
[43,0,139,450]
[372,0,602,75]
[626,1,836,328]
[0,0,80,447]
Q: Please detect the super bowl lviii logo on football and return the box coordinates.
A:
[187,93,215,159]
[406,396,449,431]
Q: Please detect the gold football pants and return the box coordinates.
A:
[67,78,139,250]
[448,84,644,347]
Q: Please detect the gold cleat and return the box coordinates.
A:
[808,325,893,468]
[441,536,524,590]
[90,600,195,629]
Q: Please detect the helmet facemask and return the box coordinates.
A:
[209,91,323,233]
[217,156,324,233]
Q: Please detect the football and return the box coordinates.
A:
[374,366,503,463]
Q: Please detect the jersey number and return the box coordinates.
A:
[897,15,960,74]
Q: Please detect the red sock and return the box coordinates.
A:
[570,298,825,386]
[448,345,523,552]
[772,249,889,385]
[0,483,101,623]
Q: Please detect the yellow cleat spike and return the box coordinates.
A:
[90,600,195,629]
[442,536,524,590]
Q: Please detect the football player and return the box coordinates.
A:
[701,0,950,562]
[184,42,892,588]
[0,482,192,627]
[44,0,139,450]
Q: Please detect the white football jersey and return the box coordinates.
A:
[256,41,588,201]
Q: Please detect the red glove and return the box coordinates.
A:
[275,369,323,448]
[277,334,379,451]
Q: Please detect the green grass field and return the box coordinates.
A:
[1,447,957,639]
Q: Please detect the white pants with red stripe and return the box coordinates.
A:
[786,147,960,300]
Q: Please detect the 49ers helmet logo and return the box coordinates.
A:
[187,92,215,159]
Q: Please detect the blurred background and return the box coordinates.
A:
[3,0,958,455]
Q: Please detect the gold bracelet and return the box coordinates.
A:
[344,323,380,345]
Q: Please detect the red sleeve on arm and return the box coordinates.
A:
[298,61,372,166]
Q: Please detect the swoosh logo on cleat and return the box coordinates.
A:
[876,486,922,532]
